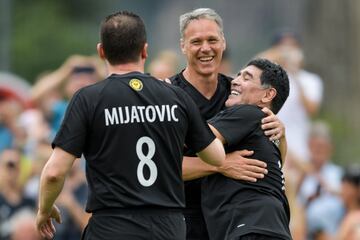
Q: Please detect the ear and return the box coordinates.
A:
[262,88,277,104]
[141,43,148,60]
[222,36,227,51]
[180,39,186,54]
[97,43,105,60]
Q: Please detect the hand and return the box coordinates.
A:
[261,107,285,141]
[36,205,62,240]
[217,150,268,182]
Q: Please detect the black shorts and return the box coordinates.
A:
[82,208,185,240]
[183,208,209,240]
[233,233,291,240]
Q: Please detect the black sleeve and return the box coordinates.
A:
[52,89,90,157]
[208,105,264,147]
[179,91,216,153]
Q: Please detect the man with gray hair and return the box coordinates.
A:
[170,8,286,239]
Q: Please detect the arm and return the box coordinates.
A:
[182,151,266,182]
[36,147,77,239]
[293,76,322,117]
[298,90,320,116]
[182,123,267,181]
[209,123,267,182]
[278,135,288,163]
[31,55,95,101]
[196,138,225,167]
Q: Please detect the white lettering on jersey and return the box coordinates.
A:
[104,105,179,126]
[105,108,119,126]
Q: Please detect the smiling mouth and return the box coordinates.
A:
[199,56,214,62]
[230,90,240,96]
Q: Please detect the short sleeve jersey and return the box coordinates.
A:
[52,72,215,212]
[170,71,232,209]
[202,105,291,239]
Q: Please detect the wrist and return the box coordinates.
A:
[38,206,51,215]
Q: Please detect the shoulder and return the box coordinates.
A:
[218,73,233,82]
[218,73,232,87]
[169,71,186,88]
[76,77,110,96]
[224,104,264,118]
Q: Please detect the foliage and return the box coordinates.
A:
[11,0,101,83]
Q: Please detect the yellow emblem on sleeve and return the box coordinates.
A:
[129,78,143,91]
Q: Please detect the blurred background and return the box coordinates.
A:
[0,0,359,240]
[1,0,359,163]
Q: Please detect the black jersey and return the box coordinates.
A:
[202,105,291,240]
[52,71,215,212]
[170,70,231,209]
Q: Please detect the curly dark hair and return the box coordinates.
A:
[246,58,290,114]
[100,11,147,65]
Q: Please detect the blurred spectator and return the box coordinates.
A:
[0,72,32,108]
[0,91,26,153]
[258,30,324,167]
[336,165,360,240]
[17,109,51,161]
[298,121,344,240]
[285,176,307,240]
[0,149,36,240]
[147,50,179,80]
[9,210,40,240]
[54,160,90,240]
[23,140,53,201]
[31,55,105,138]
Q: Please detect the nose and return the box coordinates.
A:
[200,41,211,52]
[231,76,241,86]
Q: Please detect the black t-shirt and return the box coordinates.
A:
[170,71,232,209]
[202,105,291,239]
[52,71,215,212]
[0,193,35,239]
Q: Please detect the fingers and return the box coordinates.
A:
[264,128,279,137]
[52,205,62,224]
[261,107,273,117]
[54,212,62,224]
[226,170,265,182]
[241,170,265,181]
[40,222,55,240]
[262,120,279,131]
[227,151,267,168]
[243,158,267,169]
[245,163,268,175]
[237,150,254,157]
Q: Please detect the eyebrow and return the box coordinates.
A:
[237,70,253,79]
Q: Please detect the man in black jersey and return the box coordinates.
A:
[35,11,227,240]
[203,58,291,240]
[171,8,286,240]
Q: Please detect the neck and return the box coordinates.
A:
[106,61,144,76]
[183,67,219,99]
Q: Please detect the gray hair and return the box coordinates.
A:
[179,8,224,39]
[309,120,332,142]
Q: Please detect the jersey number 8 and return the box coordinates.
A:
[136,136,158,187]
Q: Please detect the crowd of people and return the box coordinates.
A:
[0,8,359,240]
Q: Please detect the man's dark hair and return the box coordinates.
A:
[100,11,147,65]
[247,58,289,114]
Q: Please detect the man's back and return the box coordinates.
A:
[53,71,215,212]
